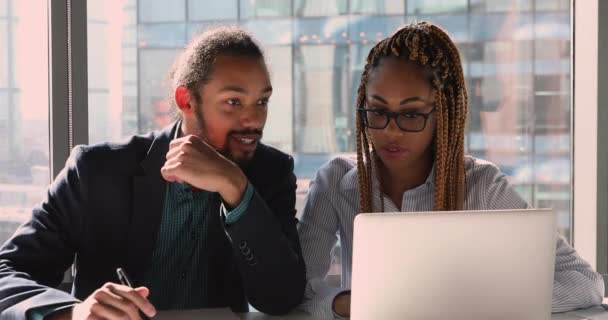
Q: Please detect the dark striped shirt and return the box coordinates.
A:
[143,180,253,310]
[143,182,211,309]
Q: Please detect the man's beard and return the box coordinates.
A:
[193,105,262,169]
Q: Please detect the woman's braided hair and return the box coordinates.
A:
[355,21,468,213]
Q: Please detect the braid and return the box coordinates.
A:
[356,64,374,213]
[355,21,469,213]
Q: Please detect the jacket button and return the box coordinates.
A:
[239,241,247,249]
[241,247,251,256]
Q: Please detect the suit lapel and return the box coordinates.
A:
[126,122,178,281]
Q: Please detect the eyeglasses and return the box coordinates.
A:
[358,107,436,132]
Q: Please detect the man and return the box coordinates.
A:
[0,26,305,320]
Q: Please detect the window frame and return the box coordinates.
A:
[49,0,88,179]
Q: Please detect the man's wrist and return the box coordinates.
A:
[46,307,73,320]
[220,167,248,208]
[332,291,351,318]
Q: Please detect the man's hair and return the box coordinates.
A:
[355,21,469,213]
[167,26,265,118]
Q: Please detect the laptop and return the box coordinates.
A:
[350,209,557,320]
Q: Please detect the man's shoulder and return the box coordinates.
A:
[70,131,161,172]
[254,143,294,167]
[79,132,154,157]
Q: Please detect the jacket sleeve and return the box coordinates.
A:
[223,156,306,315]
[0,146,87,319]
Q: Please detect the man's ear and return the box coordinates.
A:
[175,85,194,115]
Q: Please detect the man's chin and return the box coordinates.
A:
[228,151,256,168]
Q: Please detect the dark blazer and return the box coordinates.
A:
[0,122,306,319]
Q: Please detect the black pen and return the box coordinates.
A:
[116,268,151,320]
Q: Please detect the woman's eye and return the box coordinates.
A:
[257,99,269,106]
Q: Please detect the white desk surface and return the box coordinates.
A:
[156,306,608,320]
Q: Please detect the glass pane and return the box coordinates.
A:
[138,49,180,133]
[88,0,139,144]
[294,0,347,16]
[263,46,293,153]
[294,45,350,153]
[295,17,355,45]
[0,21,7,87]
[470,0,533,12]
[536,0,569,11]
[0,0,49,244]
[138,0,185,22]
[350,0,404,15]
[138,23,188,48]
[240,0,292,19]
[407,0,467,14]
[188,0,237,21]
[240,19,292,45]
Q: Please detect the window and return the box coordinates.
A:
[86,0,574,277]
[240,0,292,19]
[0,0,49,244]
[470,0,533,12]
[294,45,349,153]
[188,0,237,21]
[294,0,348,17]
[407,0,468,14]
[350,0,404,15]
[138,0,185,23]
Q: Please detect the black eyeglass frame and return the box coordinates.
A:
[357,106,437,132]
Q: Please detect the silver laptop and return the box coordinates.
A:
[351,209,557,320]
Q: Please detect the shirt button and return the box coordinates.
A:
[181,272,186,279]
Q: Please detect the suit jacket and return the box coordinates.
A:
[0,122,306,319]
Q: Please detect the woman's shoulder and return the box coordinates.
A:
[464,156,505,182]
[311,155,358,191]
[463,155,529,209]
[315,155,357,178]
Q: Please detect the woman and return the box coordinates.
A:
[297,22,604,318]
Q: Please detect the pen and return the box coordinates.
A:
[116,268,151,320]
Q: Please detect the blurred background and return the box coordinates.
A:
[0,0,572,278]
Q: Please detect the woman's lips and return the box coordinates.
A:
[379,144,408,159]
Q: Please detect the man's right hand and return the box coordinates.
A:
[48,282,156,320]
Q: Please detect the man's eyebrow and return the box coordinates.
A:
[218,86,273,94]
[219,86,247,93]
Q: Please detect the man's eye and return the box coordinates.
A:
[227,99,241,106]
[257,99,269,106]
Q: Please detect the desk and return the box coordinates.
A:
[156,306,608,320]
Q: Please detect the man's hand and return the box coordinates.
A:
[48,282,156,320]
[333,292,351,318]
[161,135,248,208]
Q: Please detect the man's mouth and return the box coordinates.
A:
[230,134,261,153]
[235,137,256,144]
